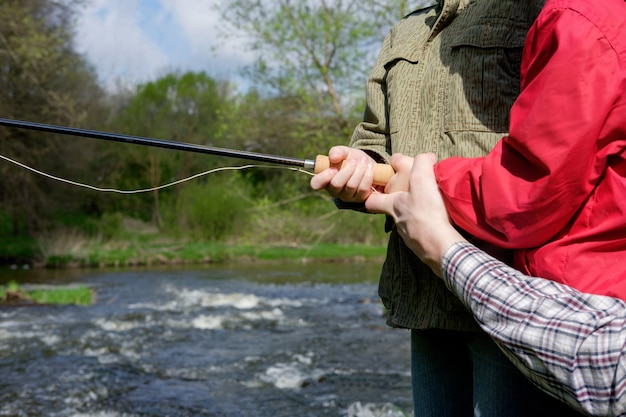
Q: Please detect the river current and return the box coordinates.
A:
[0,262,412,417]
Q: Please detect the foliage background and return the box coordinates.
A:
[0,0,432,265]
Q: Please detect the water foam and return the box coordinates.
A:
[94,318,141,332]
[257,352,325,390]
[69,412,139,417]
[191,314,226,330]
[345,401,409,417]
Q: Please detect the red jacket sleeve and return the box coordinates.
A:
[434,5,626,248]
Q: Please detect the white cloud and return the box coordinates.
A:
[160,0,257,83]
[74,0,257,91]
[75,0,169,89]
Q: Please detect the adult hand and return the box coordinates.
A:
[310,146,379,203]
[366,153,466,276]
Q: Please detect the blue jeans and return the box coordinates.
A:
[410,329,583,417]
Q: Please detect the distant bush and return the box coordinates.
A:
[97,212,125,240]
[239,193,388,245]
[161,174,252,240]
[161,173,389,246]
[35,227,92,266]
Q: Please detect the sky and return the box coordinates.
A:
[74,0,256,91]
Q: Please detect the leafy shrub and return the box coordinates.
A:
[162,175,251,240]
[96,212,125,240]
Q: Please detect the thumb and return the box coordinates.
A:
[365,191,393,215]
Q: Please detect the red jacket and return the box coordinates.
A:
[435,0,626,299]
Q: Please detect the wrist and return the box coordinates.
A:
[418,227,466,278]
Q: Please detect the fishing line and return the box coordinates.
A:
[0,153,313,194]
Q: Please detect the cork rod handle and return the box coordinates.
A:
[314,155,394,186]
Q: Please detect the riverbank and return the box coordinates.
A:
[1,241,387,305]
[38,240,387,269]
[61,242,385,267]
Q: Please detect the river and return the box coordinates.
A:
[0,262,412,417]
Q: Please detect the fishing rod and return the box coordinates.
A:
[0,118,393,185]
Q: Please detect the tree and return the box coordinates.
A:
[104,71,236,226]
[218,0,433,138]
[0,0,104,235]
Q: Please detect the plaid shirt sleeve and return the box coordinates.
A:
[442,242,626,416]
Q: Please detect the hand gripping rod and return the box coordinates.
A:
[0,118,393,186]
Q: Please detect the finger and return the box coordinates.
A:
[355,162,376,200]
[328,158,373,199]
[410,153,438,187]
[344,161,375,201]
[385,153,414,193]
[328,146,352,164]
[310,167,338,191]
[364,191,393,215]
[328,158,358,194]
[390,153,415,173]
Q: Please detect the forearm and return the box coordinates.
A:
[442,242,626,416]
[401,225,465,278]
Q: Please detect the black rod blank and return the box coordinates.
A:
[0,118,316,170]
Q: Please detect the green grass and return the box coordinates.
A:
[39,240,387,268]
[251,243,387,260]
[0,281,94,305]
[91,241,386,266]
[0,214,388,268]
